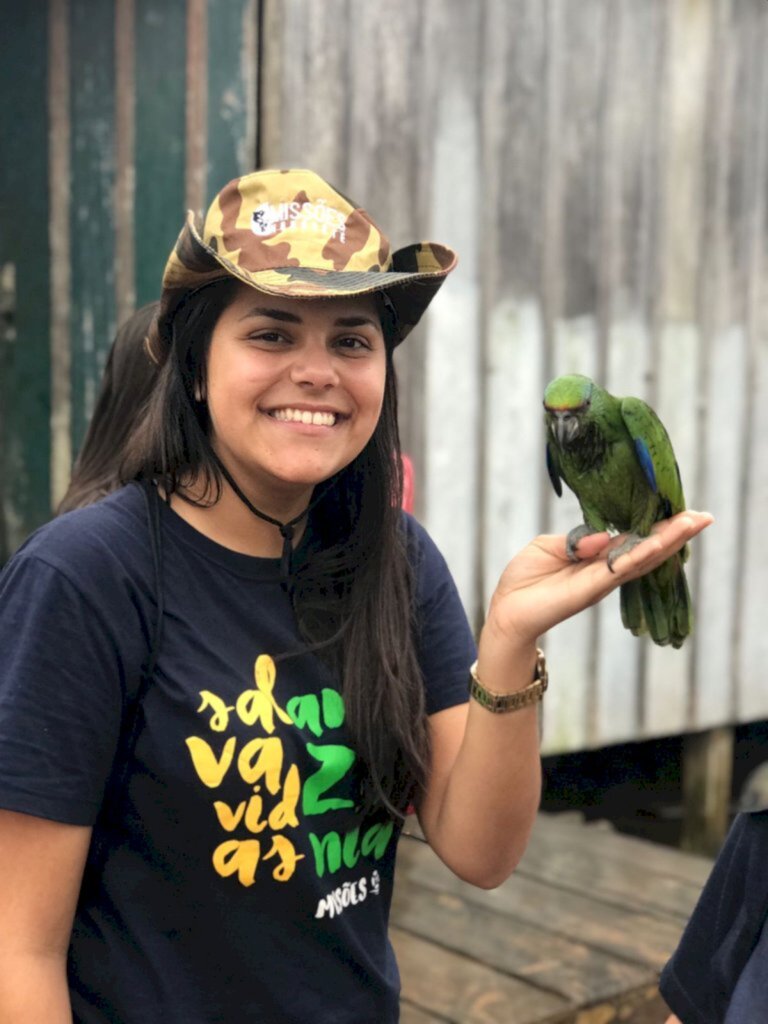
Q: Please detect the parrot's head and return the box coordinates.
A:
[543,374,594,448]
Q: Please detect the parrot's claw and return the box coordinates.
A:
[607,533,644,573]
[566,524,600,561]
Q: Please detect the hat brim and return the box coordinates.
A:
[161,213,457,344]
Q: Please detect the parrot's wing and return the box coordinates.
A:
[546,441,563,497]
[620,397,686,515]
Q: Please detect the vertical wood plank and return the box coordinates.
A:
[186,0,208,216]
[641,0,695,735]
[257,0,293,170]
[421,0,483,620]
[133,0,187,307]
[535,0,590,751]
[259,0,349,184]
[541,0,606,750]
[736,2,768,723]
[68,0,116,451]
[480,0,547,603]
[206,0,258,193]
[651,0,712,732]
[593,0,646,745]
[344,0,427,514]
[693,0,744,730]
[483,299,546,602]
[49,0,73,510]
[739,333,768,718]
[0,3,52,551]
[114,0,136,326]
[0,265,15,561]
[719,0,767,726]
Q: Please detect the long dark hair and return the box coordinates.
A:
[121,280,428,817]
[57,302,160,514]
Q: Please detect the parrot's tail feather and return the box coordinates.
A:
[620,579,648,637]
[644,573,674,646]
[669,561,693,649]
[619,553,692,649]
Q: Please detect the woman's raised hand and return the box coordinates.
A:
[482,511,714,654]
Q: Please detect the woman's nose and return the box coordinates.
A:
[289,342,339,388]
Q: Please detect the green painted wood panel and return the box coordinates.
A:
[0,6,51,556]
[134,0,187,307]
[69,0,117,452]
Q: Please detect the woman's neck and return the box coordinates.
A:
[169,475,312,558]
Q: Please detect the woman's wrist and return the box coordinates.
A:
[469,650,548,714]
[474,624,540,696]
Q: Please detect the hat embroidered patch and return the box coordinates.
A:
[250,199,348,242]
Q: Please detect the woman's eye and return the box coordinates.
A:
[250,330,288,345]
[335,336,370,352]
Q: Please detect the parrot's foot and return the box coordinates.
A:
[566,524,601,561]
[607,533,645,573]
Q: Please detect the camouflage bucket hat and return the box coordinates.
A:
[160,168,457,346]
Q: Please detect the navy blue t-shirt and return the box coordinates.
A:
[0,484,475,1024]
[660,812,768,1024]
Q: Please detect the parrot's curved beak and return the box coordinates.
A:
[551,411,581,447]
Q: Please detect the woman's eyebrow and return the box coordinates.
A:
[238,307,379,329]
[239,306,302,323]
[334,315,379,328]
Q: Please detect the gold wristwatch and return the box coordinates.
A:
[469,648,548,713]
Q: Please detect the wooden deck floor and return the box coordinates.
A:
[392,812,713,1024]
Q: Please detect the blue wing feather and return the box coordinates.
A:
[620,397,686,515]
[634,438,657,493]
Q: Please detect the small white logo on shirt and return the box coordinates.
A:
[314,870,381,919]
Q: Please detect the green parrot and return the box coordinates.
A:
[543,374,691,648]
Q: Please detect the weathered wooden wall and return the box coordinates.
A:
[2,0,767,756]
[260,0,768,754]
[0,0,258,558]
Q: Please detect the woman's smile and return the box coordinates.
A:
[264,404,346,428]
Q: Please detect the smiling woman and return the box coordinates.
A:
[0,168,711,1024]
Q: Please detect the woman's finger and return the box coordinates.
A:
[608,512,713,576]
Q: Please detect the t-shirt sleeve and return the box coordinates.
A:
[659,812,768,1024]
[405,516,476,716]
[0,554,129,825]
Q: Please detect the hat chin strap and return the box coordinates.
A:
[209,448,323,584]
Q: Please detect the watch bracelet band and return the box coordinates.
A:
[469,648,548,713]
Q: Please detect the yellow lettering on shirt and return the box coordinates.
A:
[186,735,237,788]
[268,764,301,830]
[197,691,234,732]
[212,839,261,888]
[235,655,293,732]
[263,835,304,882]
[213,799,246,832]
[237,736,283,794]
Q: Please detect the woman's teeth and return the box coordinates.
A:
[271,408,337,426]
